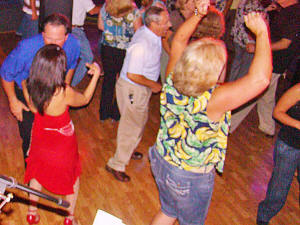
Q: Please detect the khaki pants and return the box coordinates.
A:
[230,73,281,135]
[107,78,152,172]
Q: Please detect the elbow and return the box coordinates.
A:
[258,64,273,89]
[260,76,271,90]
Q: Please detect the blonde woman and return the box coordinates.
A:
[98,0,142,122]
[149,0,272,224]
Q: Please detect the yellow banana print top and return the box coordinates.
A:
[156,74,231,173]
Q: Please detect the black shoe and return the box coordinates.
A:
[257,220,269,225]
[131,151,143,160]
[105,165,130,182]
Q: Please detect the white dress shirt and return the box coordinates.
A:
[120,26,162,85]
[72,0,95,26]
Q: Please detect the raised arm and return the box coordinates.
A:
[208,12,272,121]
[66,62,101,107]
[273,83,300,130]
[165,0,210,76]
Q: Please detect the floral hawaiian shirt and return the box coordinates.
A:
[100,3,140,49]
[156,74,231,173]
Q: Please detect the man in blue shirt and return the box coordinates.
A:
[105,6,171,182]
[0,13,80,164]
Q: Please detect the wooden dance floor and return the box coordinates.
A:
[0,25,299,225]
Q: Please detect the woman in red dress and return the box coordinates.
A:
[22,44,101,225]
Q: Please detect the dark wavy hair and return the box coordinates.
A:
[42,13,70,34]
[27,44,67,115]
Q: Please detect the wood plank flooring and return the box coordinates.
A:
[0,26,299,225]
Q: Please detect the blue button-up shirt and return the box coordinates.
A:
[0,33,80,89]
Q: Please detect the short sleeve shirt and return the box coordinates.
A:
[156,74,231,173]
[270,3,300,73]
[100,3,140,49]
[0,34,80,89]
[119,26,162,85]
[72,0,96,26]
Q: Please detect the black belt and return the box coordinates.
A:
[72,25,84,28]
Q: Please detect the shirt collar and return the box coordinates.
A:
[143,25,161,41]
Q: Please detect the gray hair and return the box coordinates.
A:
[144,6,164,27]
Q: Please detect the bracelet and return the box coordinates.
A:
[194,8,202,18]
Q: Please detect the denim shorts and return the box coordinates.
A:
[149,145,216,225]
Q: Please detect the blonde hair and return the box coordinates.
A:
[106,0,134,17]
[173,38,227,97]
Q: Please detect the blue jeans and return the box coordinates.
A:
[257,138,300,224]
[71,27,94,86]
[17,13,39,40]
[149,146,215,225]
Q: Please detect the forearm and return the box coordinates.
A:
[127,73,158,89]
[21,80,37,113]
[274,112,300,130]
[82,74,100,104]
[65,69,75,85]
[173,14,203,48]
[1,78,17,102]
[97,12,104,31]
[30,0,38,19]
[247,31,272,85]
[30,0,37,11]
[88,6,100,15]
[271,38,291,51]
[166,14,204,76]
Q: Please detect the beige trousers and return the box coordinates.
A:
[230,73,281,135]
[107,78,152,172]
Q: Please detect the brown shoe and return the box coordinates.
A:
[105,165,130,182]
[131,151,143,160]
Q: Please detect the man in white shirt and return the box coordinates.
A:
[17,0,40,39]
[71,0,100,86]
[106,6,171,182]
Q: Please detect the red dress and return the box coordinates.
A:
[24,108,81,195]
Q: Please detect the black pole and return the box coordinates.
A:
[0,175,70,208]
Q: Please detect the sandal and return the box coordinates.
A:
[64,214,80,225]
[27,209,40,224]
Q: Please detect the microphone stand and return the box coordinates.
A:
[0,175,70,213]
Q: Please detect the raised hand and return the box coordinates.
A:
[244,12,268,37]
[86,62,102,77]
[195,0,210,16]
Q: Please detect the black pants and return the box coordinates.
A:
[99,45,126,121]
[15,85,34,164]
